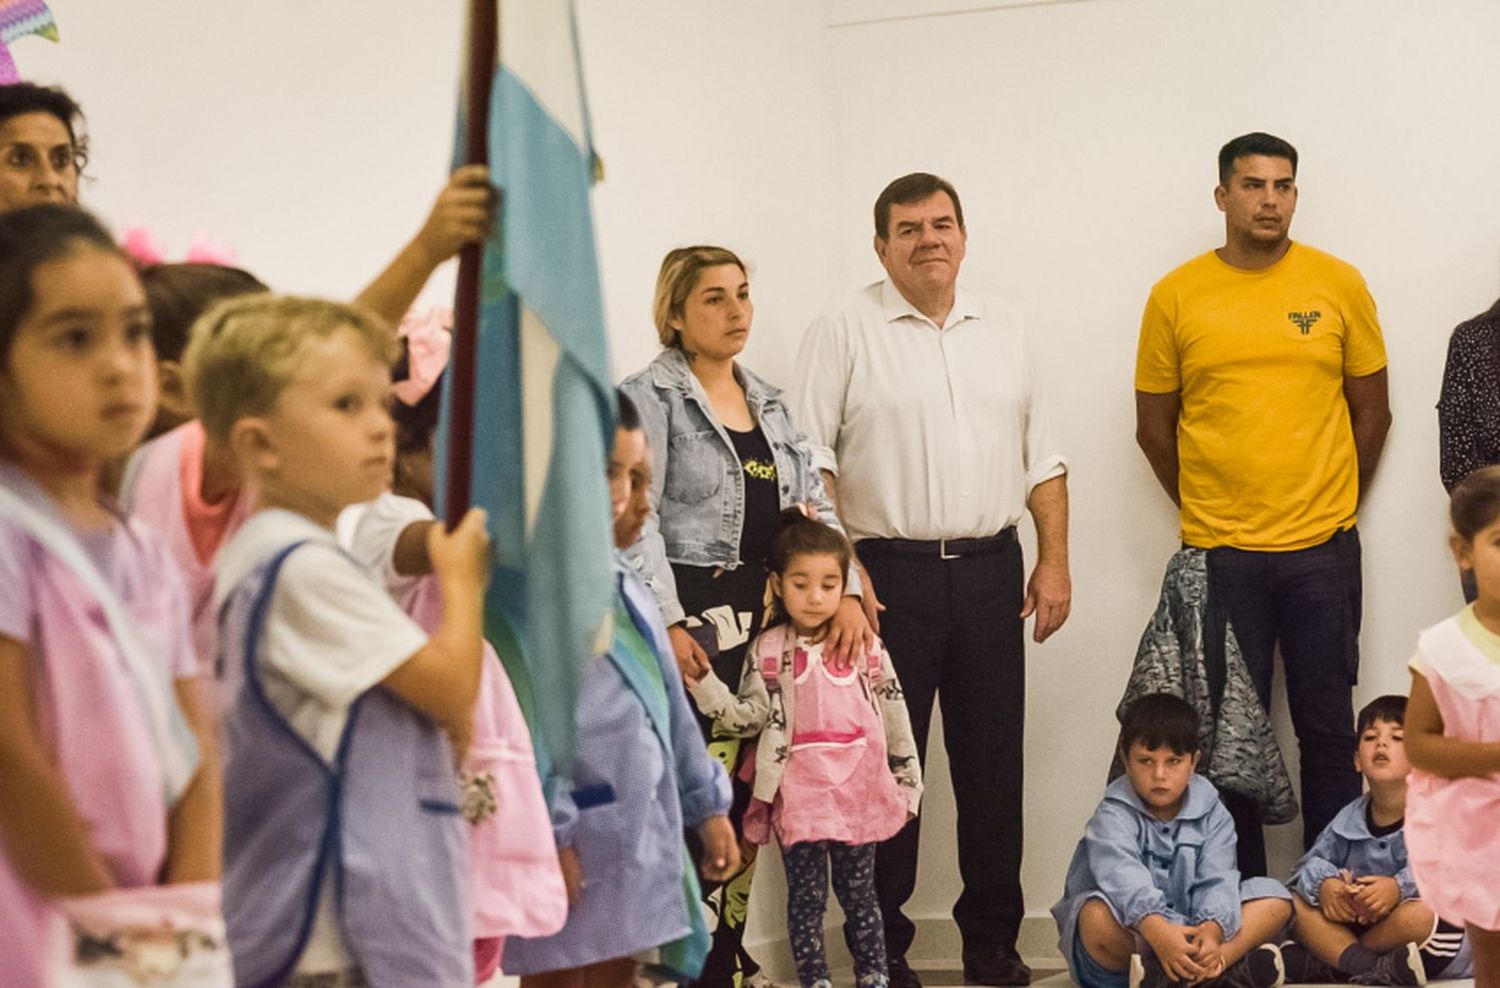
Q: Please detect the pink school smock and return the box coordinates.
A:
[1405,614,1500,930]
[342,494,566,964]
[0,465,199,988]
[122,420,253,676]
[771,638,909,846]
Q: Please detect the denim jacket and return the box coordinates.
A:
[619,346,859,626]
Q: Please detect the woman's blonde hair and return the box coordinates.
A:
[182,294,397,444]
[651,245,746,348]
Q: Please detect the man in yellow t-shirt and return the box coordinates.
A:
[1134,132,1392,879]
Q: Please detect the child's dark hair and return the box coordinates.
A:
[0,204,121,363]
[1356,694,1407,734]
[1451,465,1500,541]
[1117,692,1201,757]
[140,263,268,363]
[617,389,641,431]
[766,508,853,623]
[390,354,443,456]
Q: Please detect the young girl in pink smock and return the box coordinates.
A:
[1406,464,1500,988]
[338,310,567,985]
[0,205,219,987]
[688,510,923,988]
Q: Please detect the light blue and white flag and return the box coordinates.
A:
[439,0,615,785]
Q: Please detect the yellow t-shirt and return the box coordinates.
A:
[1136,242,1387,550]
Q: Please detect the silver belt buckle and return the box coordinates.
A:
[939,538,959,560]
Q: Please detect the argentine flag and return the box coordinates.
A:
[440,0,615,786]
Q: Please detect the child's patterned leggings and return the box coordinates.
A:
[783,840,888,988]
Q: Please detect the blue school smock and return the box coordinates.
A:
[502,560,732,976]
[1052,774,1289,982]
[1288,794,1418,904]
[1288,794,1474,977]
[219,541,472,987]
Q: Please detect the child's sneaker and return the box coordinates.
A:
[1129,952,1173,988]
[1278,941,1339,983]
[1197,944,1284,988]
[1348,943,1426,987]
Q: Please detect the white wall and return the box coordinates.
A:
[821,0,1500,945]
[18,0,1500,966]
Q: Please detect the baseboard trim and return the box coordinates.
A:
[746,912,1061,981]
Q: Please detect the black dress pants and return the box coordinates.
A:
[858,536,1027,960]
[1205,526,1364,877]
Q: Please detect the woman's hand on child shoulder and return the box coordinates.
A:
[696,815,740,883]
[427,508,492,590]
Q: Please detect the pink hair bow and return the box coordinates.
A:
[120,226,239,268]
[393,307,453,406]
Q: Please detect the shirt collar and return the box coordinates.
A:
[1325,795,1381,840]
[1103,771,1219,822]
[878,278,981,331]
[647,345,781,407]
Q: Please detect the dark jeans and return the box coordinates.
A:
[1205,526,1364,876]
[859,537,1026,960]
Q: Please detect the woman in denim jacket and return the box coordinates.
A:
[620,245,871,988]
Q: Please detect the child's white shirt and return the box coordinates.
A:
[215,509,428,760]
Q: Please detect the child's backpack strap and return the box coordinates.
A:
[758,624,787,693]
[863,636,886,686]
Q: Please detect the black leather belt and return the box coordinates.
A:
[860,527,1017,559]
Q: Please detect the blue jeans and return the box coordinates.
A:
[783,841,887,988]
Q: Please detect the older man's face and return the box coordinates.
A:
[875,190,966,303]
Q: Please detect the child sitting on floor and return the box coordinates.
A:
[1052,692,1292,988]
[1284,694,1471,984]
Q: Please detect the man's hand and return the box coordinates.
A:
[1319,877,1358,923]
[1350,875,1400,923]
[697,815,740,882]
[853,560,884,634]
[814,596,873,671]
[1138,915,1205,983]
[1020,559,1071,643]
[668,625,711,684]
[558,845,583,906]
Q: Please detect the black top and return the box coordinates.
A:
[1438,305,1500,491]
[726,425,780,575]
[1364,800,1403,839]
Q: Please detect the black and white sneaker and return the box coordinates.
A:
[1195,944,1285,988]
[1277,941,1338,983]
[1348,943,1426,987]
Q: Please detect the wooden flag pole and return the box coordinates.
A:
[446,0,498,528]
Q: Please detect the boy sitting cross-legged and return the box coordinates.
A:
[1281,694,1472,985]
[1052,692,1293,988]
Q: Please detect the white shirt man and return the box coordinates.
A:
[792,173,1069,988]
